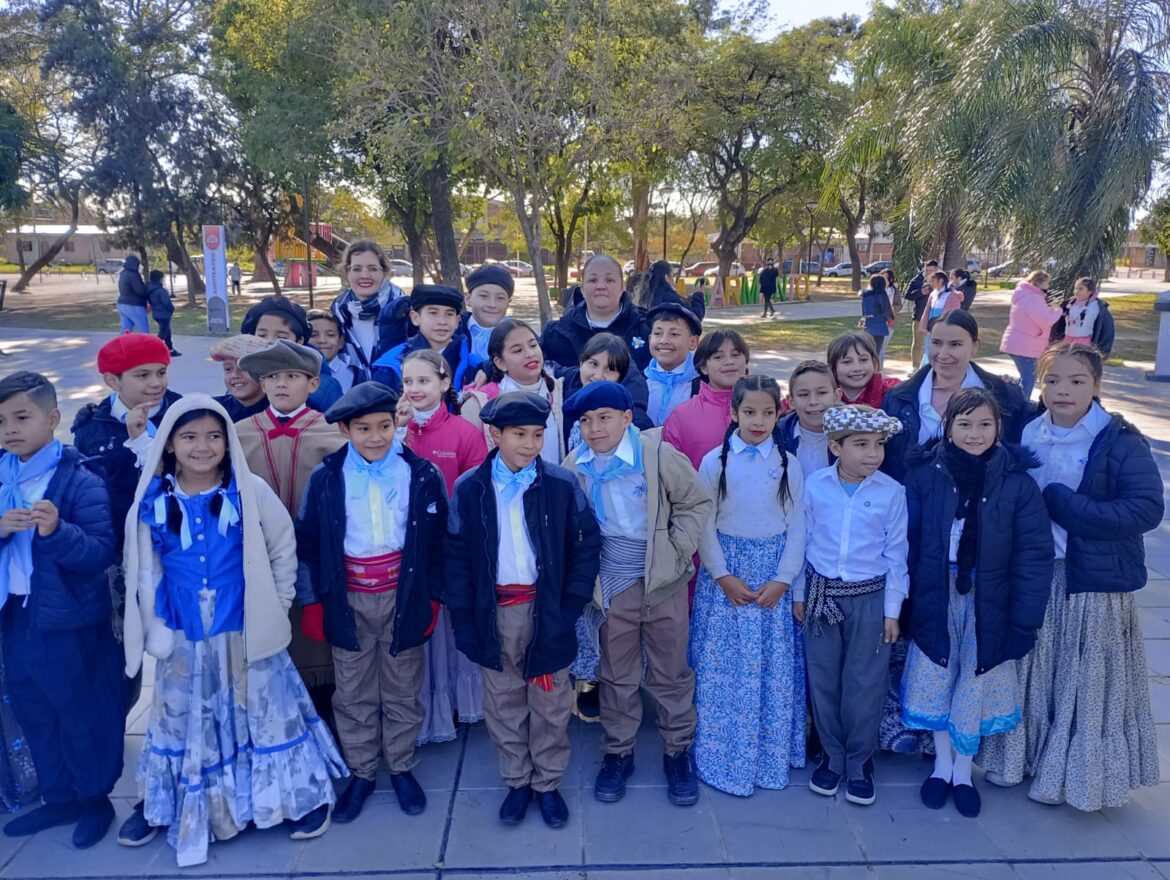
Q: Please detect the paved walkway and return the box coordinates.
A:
[0,323,1166,880]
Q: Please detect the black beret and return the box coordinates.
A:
[240,295,311,341]
[466,264,515,296]
[480,391,551,428]
[324,381,400,424]
[410,284,465,313]
[563,381,633,424]
[237,339,322,378]
[646,302,702,337]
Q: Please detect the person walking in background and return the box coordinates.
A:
[998,271,1061,398]
[861,274,894,367]
[116,255,150,333]
[759,258,780,318]
[906,260,939,366]
[951,269,977,311]
[229,262,242,297]
[145,270,180,357]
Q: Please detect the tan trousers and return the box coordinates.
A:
[481,602,572,792]
[599,580,696,756]
[911,324,927,368]
[332,589,425,779]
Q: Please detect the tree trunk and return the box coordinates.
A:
[631,174,651,274]
[165,229,204,306]
[427,157,463,291]
[252,242,282,296]
[941,212,965,272]
[515,198,552,326]
[401,215,427,285]
[845,221,862,292]
[12,199,79,292]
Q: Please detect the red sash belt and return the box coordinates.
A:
[345,551,403,593]
[495,584,554,693]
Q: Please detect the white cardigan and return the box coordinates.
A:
[122,394,297,677]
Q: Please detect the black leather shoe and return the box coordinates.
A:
[920,775,951,810]
[72,798,115,849]
[390,771,426,816]
[952,782,982,818]
[663,751,699,806]
[4,802,81,837]
[536,789,568,829]
[333,776,376,824]
[594,753,635,803]
[498,785,532,825]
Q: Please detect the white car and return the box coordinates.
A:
[703,262,746,278]
[386,259,414,277]
[502,260,534,277]
[824,262,854,277]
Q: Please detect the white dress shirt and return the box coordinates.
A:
[916,365,983,445]
[342,449,411,557]
[697,434,806,585]
[492,479,538,585]
[575,429,649,540]
[800,465,909,618]
[1022,402,1111,559]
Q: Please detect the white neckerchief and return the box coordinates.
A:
[411,403,441,426]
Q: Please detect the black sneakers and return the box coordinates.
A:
[845,758,876,806]
[808,754,841,797]
[663,751,699,806]
[594,753,635,802]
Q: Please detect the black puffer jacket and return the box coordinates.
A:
[1040,413,1163,595]
[444,452,601,678]
[117,256,147,307]
[541,293,653,371]
[904,443,1054,673]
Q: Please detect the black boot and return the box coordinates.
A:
[498,786,532,825]
[390,771,426,815]
[73,797,115,849]
[333,776,376,824]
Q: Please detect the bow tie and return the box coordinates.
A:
[266,409,306,439]
[492,455,537,504]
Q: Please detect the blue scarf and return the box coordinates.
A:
[0,441,63,605]
[492,454,537,504]
[111,392,158,439]
[145,472,240,551]
[645,355,697,424]
[345,440,402,501]
[577,426,643,525]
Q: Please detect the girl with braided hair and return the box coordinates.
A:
[690,376,808,795]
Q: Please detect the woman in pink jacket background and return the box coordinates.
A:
[998,271,1061,398]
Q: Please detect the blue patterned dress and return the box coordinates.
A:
[138,480,347,867]
[690,533,806,795]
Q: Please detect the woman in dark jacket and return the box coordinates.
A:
[901,389,1053,819]
[860,274,894,367]
[978,343,1164,812]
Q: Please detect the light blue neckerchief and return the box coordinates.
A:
[149,473,240,551]
[578,425,643,525]
[0,440,62,605]
[344,440,403,501]
[110,392,158,439]
[729,431,770,458]
[468,318,492,360]
[645,354,697,424]
[492,454,538,504]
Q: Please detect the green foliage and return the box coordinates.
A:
[0,100,29,211]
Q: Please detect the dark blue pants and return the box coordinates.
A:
[2,604,124,804]
[155,317,173,351]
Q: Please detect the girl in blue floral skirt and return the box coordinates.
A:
[122,395,346,867]
[691,376,808,795]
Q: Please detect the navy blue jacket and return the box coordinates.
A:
[71,389,182,554]
[0,447,115,631]
[213,394,268,423]
[117,256,147,307]
[778,411,838,467]
[541,293,653,372]
[145,281,174,319]
[881,363,1031,483]
[445,452,601,678]
[370,332,482,396]
[1040,413,1163,595]
[296,445,448,654]
[904,443,1054,673]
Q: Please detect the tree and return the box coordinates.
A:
[0,101,28,212]
[1138,194,1170,282]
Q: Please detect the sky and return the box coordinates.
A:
[765,0,876,32]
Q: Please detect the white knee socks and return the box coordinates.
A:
[952,753,974,786]
[932,731,954,780]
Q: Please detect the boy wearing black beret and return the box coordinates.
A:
[371,285,481,394]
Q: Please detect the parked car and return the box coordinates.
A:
[502,259,535,277]
[966,258,982,274]
[623,260,637,274]
[986,261,1018,278]
[781,259,821,274]
[387,259,414,277]
[704,262,746,278]
[683,261,719,277]
[824,262,854,277]
[863,260,892,274]
[95,258,124,276]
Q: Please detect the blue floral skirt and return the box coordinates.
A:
[419,607,484,745]
[901,571,1020,756]
[690,533,806,795]
[139,593,347,867]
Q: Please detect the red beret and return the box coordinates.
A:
[97,333,172,374]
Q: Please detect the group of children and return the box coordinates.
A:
[0,243,1161,865]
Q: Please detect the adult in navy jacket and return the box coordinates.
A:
[296,444,448,655]
[903,442,1054,672]
[444,451,601,679]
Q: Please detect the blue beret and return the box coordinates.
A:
[466,264,515,296]
[563,381,633,424]
[410,284,464,313]
[324,381,399,424]
[647,302,702,336]
[480,391,551,428]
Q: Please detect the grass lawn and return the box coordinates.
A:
[734,293,1158,363]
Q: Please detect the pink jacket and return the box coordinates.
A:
[662,382,733,469]
[404,406,489,498]
[918,288,964,332]
[999,281,1062,358]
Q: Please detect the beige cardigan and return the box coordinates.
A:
[562,426,712,607]
[122,394,297,677]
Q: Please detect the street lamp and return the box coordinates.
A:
[660,184,674,262]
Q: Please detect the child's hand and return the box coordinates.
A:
[755,580,790,608]
[30,500,59,537]
[395,397,414,427]
[125,404,151,440]
[883,616,900,644]
[792,601,806,622]
[0,508,33,538]
[716,575,757,606]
